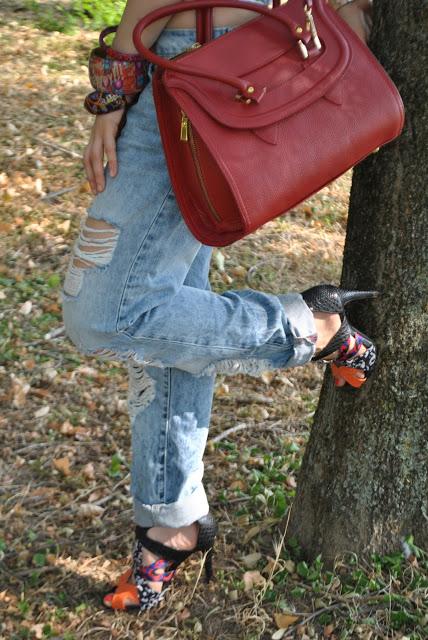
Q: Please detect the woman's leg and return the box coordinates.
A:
[122,245,215,603]
[61,27,337,608]
[62,30,318,383]
[128,245,215,530]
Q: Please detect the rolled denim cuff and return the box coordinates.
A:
[277,293,317,367]
[133,484,209,528]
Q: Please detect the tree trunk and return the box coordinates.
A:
[288,0,428,565]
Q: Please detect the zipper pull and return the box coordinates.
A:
[180,111,189,142]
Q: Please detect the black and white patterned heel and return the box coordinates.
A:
[301,284,379,388]
[102,513,218,612]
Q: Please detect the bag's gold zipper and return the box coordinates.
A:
[180,110,222,223]
[180,111,189,142]
[170,41,202,61]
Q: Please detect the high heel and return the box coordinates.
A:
[102,513,218,612]
[301,284,379,388]
[301,284,379,315]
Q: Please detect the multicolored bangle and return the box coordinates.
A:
[84,91,125,115]
[84,26,149,115]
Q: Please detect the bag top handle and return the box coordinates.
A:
[133,0,316,103]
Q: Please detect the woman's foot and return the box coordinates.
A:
[313,311,342,357]
[103,523,198,609]
[301,284,379,388]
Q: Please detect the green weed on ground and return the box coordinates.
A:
[25,0,126,33]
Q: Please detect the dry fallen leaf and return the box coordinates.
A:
[214,249,225,271]
[241,552,262,569]
[57,219,71,233]
[19,300,32,315]
[10,374,30,408]
[243,524,263,544]
[230,265,247,278]
[262,556,277,575]
[78,503,105,518]
[274,613,300,629]
[60,420,76,436]
[176,607,191,621]
[30,624,44,639]
[323,623,335,637]
[82,462,95,481]
[34,405,50,418]
[229,479,245,491]
[286,475,297,489]
[53,456,71,476]
[284,559,296,574]
[214,382,229,397]
[261,370,276,385]
[243,570,266,591]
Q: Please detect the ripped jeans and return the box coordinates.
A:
[61,27,317,528]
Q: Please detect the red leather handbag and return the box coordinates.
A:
[133,0,404,247]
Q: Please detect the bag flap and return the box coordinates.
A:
[162,0,351,130]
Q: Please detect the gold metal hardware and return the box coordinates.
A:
[180,111,189,142]
[247,86,255,94]
[235,93,253,104]
[170,42,202,60]
[298,40,309,59]
[295,25,303,34]
[304,4,322,50]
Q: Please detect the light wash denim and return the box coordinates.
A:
[61,25,317,528]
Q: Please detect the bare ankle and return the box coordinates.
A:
[313,312,342,354]
[148,523,198,550]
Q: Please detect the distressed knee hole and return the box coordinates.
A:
[73,217,119,269]
[63,217,120,296]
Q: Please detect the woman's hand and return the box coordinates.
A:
[84,109,125,195]
[336,0,373,44]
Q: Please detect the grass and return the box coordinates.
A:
[1,3,427,639]
[23,0,126,34]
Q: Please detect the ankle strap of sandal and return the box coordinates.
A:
[135,525,195,563]
[138,557,177,582]
[336,333,363,362]
[313,316,351,362]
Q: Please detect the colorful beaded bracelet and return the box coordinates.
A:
[84,90,126,115]
[88,47,148,96]
[84,26,149,115]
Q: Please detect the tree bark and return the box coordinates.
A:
[288,0,428,565]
